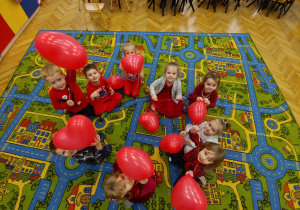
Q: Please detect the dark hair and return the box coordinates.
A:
[202,71,221,88]
[83,64,98,77]
[49,139,58,154]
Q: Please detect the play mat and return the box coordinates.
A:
[0,30,299,210]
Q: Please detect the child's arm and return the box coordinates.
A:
[49,90,72,110]
[175,79,183,100]
[138,68,144,80]
[90,135,103,150]
[150,77,162,101]
[120,64,128,79]
[189,83,203,102]
[207,91,218,108]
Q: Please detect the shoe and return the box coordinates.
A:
[169,157,172,162]
[98,132,106,143]
[63,109,68,114]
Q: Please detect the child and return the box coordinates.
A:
[103,161,157,208]
[183,71,221,112]
[119,41,144,98]
[49,132,112,165]
[41,64,94,117]
[149,62,183,119]
[181,118,231,154]
[83,64,122,119]
[170,142,226,186]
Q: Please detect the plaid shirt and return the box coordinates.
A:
[183,139,206,178]
[72,147,104,165]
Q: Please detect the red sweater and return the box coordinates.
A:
[187,83,218,108]
[48,69,89,113]
[113,162,157,203]
[86,76,110,106]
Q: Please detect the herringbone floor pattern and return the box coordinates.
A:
[0,0,299,123]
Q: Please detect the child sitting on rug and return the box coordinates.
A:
[181,118,231,154]
[170,141,225,186]
[183,71,221,112]
[83,64,122,120]
[103,160,157,209]
[119,41,144,98]
[49,132,112,165]
[41,64,94,117]
[150,62,184,119]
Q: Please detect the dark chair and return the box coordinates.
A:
[178,0,195,13]
[266,0,295,18]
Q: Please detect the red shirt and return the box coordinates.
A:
[113,162,157,203]
[86,76,110,106]
[183,140,207,178]
[187,83,218,108]
[48,69,89,113]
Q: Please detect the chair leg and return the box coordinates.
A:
[189,0,195,11]
[266,1,274,16]
[198,0,206,7]
[84,12,88,31]
[100,11,108,30]
[284,0,294,15]
[125,0,131,12]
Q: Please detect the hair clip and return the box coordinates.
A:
[108,198,117,202]
[125,41,131,43]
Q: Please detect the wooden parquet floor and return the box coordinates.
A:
[0,0,299,123]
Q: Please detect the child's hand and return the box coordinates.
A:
[186,170,194,177]
[139,179,149,184]
[175,96,183,100]
[90,135,101,146]
[196,97,203,101]
[190,125,200,134]
[203,98,210,105]
[151,94,158,101]
[119,64,124,71]
[67,100,74,107]
[180,130,187,136]
[91,91,99,101]
[184,138,191,144]
[109,87,114,95]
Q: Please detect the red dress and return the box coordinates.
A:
[150,83,183,119]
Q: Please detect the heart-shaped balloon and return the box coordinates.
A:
[53,115,96,150]
[188,101,207,124]
[35,32,88,69]
[139,112,159,132]
[120,53,144,74]
[117,147,154,181]
[171,175,207,210]
[160,134,184,154]
[107,75,125,89]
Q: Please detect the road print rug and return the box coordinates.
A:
[0,30,299,210]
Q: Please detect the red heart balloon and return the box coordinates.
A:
[171,175,207,210]
[107,75,125,89]
[53,115,96,150]
[139,112,159,132]
[120,54,144,74]
[35,32,88,69]
[160,134,184,154]
[188,101,207,124]
[116,147,154,181]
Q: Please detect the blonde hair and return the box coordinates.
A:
[200,142,226,172]
[41,64,64,81]
[164,62,180,76]
[122,41,136,55]
[103,173,132,203]
[209,118,231,135]
[202,71,221,88]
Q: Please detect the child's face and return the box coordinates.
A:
[124,48,136,56]
[118,174,134,195]
[55,148,77,157]
[203,120,219,136]
[46,72,66,90]
[190,125,200,134]
[165,66,178,84]
[85,68,100,83]
[198,148,215,165]
[204,78,218,93]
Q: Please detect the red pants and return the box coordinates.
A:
[92,92,122,115]
[124,78,141,98]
